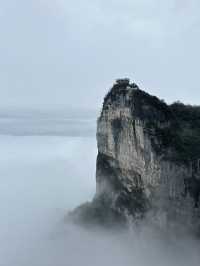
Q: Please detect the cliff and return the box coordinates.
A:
[71,79,200,233]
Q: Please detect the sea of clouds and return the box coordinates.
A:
[0,109,199,266]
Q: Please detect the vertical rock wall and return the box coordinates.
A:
[96,81,200,233]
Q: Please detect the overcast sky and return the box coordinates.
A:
[0,0,200,109]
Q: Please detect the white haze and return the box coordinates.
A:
[1,0,200,108]
[0,111,200,266]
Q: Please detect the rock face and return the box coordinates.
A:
[72,79,200,233]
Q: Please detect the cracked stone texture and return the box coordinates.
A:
[95,81,200,233]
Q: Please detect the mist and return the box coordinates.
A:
[0,0,200,264]
[0,110,199,266]
[1,0,200,108]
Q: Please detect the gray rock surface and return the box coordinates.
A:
[72,79,200,234]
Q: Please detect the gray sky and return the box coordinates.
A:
[0,0,200,109]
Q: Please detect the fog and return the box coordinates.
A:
[0,108,97,136]
[1,0,200,108]
[1,0,200,264]
[0,112,200,266]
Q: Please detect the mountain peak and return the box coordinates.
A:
[70,80,200,235]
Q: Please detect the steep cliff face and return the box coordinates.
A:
[95,80,200,233]
[71,80,200,233]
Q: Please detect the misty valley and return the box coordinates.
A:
[1,0,200,265]
[0,103,200,266]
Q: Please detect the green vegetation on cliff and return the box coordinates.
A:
[104,83,200,163]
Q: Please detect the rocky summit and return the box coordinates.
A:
[71,79,200,234]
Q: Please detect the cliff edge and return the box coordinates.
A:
[71,79,200,233]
